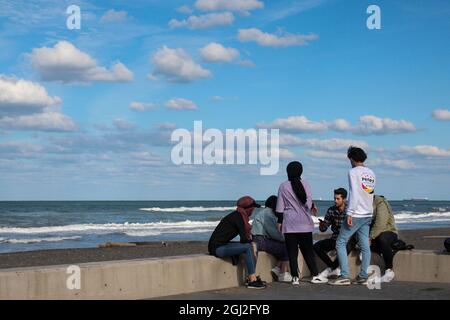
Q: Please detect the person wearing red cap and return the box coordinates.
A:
[208,196,266,289]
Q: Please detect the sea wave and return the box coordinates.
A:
[310,211,450,225]
[125,228,216,237]
[139,206,235,213]
[393,211,450,223]
[1,211,450,245]
[432,207,449,212]
[0,236,82,244]
[0,220,219,236]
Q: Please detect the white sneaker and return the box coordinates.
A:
[271,266,281,281]
[278,272,293,282]
[311,275,328,284]
[271,266,281,278]
[292,276,300,286]
[318,267,332,278]
[381,269,395,283]
[328,267,341,277]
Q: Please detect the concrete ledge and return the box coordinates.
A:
[394,250,450,283]
[0,250,448,299]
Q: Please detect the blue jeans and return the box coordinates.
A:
[336,217,372,278]
[215,242,256,275]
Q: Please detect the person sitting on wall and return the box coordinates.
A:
[208,196,266,289]
[370,195,399,283]
[314,188,357,283]
[251,195,292,282]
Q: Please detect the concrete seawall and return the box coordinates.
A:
[0,250,449,299]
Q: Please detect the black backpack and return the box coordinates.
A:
[391,239,414,252]
[445,238,450,253]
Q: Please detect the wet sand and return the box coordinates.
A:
[0,227,449,270]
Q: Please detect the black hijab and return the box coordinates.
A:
[286,161,307,205]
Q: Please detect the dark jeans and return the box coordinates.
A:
[284,232,318,278]
[313,236,357,269]
[215,242,256,275]
[253,235,289,261]
[372,231,398,269]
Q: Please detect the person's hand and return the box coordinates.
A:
[347,215,353,227]
[311,203,318,216]
[319,219,327,232]
[277,223,282,233]
[252,242,258,260]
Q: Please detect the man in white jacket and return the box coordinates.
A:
[329,146,376,286]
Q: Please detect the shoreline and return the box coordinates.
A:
[0,227,449,270]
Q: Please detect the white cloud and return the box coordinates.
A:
[303,151,417,171]
[130,151,163,165]
[169,12,234,29]
[280,135,368,151]
[0,112,77,132]
[237,59,255,67]
[305,150,347,160]
[265,0,326,22]
[0,76,61,115]
[195,0,264,12]
[279,148,295,159]
[0,140,43,155]
[258,116,327,133]
[157,122,177,130]
[29,40,133,83]
[261,115,417,135]
[113,118,135,131]
[342,115,417,135]
[100,9,128,23]
[200,42,240,62]
[400,145,450,158]
[330,116,417,135]
[177,5,194,14]
[329,118,352,131]
[0,76,76,132]
[432,108,450,121]
[129,102,158,112]
[370,158,416,170]
[166,98,198,110]
[151,46,211,83]
[238,28,318,47]
[210,95,239,102]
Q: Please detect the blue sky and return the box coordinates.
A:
[0,0,449,200]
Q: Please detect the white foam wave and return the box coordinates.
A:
[432,207,448,212]
[311,211,450,225]
[393,211,450,223]
[140,206,235,213]
[1,236,81,244]
[0,220,219,236]
[125,228,215,237]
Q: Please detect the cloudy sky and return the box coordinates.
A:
[0,0,449,200]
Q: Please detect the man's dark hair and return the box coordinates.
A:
[347,146,367,162]
[334,188,348,199]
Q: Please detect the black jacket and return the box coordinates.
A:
[208,211,251,255]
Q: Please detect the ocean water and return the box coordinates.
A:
[0,200,449,253]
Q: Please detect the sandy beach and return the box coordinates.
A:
[0,227,449,270]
